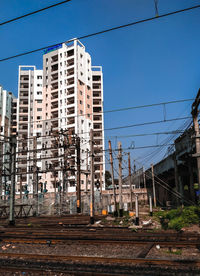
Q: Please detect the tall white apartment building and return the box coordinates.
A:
[42,40,105,193]
[0,85,16,196]
[92,67,105,188]
[17,66,43,194]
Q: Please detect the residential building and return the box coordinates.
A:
[42,39,105,193]
[17,66,43,194]
[0,85,16,196]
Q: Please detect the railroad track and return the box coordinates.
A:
[0,223,199,246]
[0,252,199,275]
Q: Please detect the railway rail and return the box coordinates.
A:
[0,253,199,275]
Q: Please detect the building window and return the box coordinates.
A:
[87,104,90,108]
[80,100,82,104]
[80,110,83,114]
[87,95,90,99]
[80,90,83,95]
[37,76,42,79]
[36,100,42,103]
[37,108,42,111]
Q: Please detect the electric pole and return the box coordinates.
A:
[76,136,81,213]
[128,152,133,210]
[151,163,157,207]
[118,141,123,217]
[143,166,146,189]
[108,140,117,216]
[9,136,16,225]
[90,129,94,224]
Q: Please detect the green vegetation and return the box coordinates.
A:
[155,206,200,231]
[165,248,182,255]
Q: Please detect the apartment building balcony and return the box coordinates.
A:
[51,55,58,63]
[66,87,74,96]
[67,107,75,116]
[20,76,29,82]
[67,58,74,67]
[51,82,58,90]
[93,83,101,90]
[66,68,74,77]
[20,100,28,105]
[51,91,58,99]
[67,77,74,86]
[51,102,58,110]
[93,91,101,98]
[93,115,102,122]
[20,84,29,89]
[51,110,58,118]
[67,97,75,105]
[93,107,102,113]
[19,109,28,114]
[67,49,74,58]
[93,123,102,130]
[92,75,101,82]
[67,117,75,125]
[93,99,102,106]
[20,92,28,97]
[51,72,58,82]
[51,64,58,73]
[51,120,58,129]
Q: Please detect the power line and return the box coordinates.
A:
[16,98,194,125]
[0,0,72,27]
[104,116,191,132]
[1,4,200,62]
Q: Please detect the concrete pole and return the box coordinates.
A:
[151,164,157,207]
[143,166,146,189]
[108,140,117,216]
[100,164,103,211]
[90,129,94,224]
[128,152,133,210]
[135,194,139,225]
[118,142,123,217]
[20,174,22,202]
[76,136,81,213]
[149,195,153,216]
[9,136,16,225]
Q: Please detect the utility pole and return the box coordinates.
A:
[143,166,146,189]
[100,164,103,211]
[191,89,200,201]
[128,152,133,210]
[151,163,157,207]
[86,149,89,194]
[9,136,16,225]
[76,136,81,213]
[90,129,94,224]
[20,174,22,202]
[118,142,123,217]
[135,194,139,225]
[108,140,117,216]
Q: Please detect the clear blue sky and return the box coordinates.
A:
[0,0,200,175]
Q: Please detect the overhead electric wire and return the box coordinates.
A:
[21,98,194,125]
[103,116,191,132]
[0,0,72,27]
[1,4,200,62]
